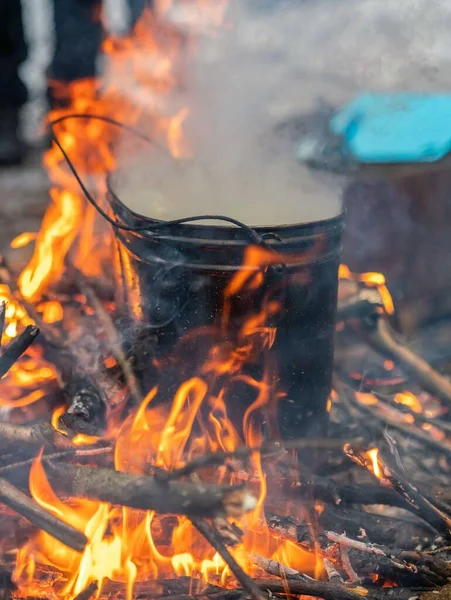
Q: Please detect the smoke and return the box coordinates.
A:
[113,0,451,226]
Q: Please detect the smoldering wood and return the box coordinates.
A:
[0,420,75,452]
[0,301,5,348]
[45,462,256,519]
[0,446,112,476]
[72,581,98,600]
[293,475,417,512]
[324,558,345,583]
[255,577,368,600]
[0,476,86,551]
[374,393,451,436]
[0,325,40,378]
[342,383,451,461]
[345,446,451,541]
[249,553,304,580]
[326,532,451,587]
[0,257,109,433]
[383,469,451,542]
[72,266,143,405]
[361,311,451,409]
[191,517,266,600]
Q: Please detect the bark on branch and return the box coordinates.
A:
[0,476,86,551]
[45,462,257,519]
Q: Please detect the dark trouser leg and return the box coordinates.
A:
[50,0,102,87]
[0,0,28,109]
[0,0,27,164]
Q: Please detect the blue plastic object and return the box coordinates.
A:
[330,93,451,163]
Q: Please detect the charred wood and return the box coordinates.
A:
[0,325,39,378]
[0,476,86,551]
[72,581,98,600]
[249,553,304,580]
[360,311,451,409]
[255,577,368,600]
[45,461,257,519]
[0,420,74,452]
[191,518,265,600]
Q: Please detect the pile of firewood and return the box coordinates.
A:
[1,255,451,600]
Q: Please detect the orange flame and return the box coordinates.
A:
[366,448,381,479]
[339,264,395,314]
[12,4,322,597]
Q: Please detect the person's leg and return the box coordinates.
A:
[0,0,28,165]
[49,0,102,106]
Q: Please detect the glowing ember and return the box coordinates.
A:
[339,264,395,314]
[366,448,381,479]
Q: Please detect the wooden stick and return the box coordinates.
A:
[72,581,98,600]
[345,384,451,460]
[362,312,451,408]
[0,446,112,475]
[0,421,75,452]
[0,325,40,378]
[0,476,86,551]
[0,301,5,347]
[249,553,303,580]
[73,268,142,405]
[191,517,266,600]
[255,578,367,600]
[345,446,451,541]
[45,461,257,518]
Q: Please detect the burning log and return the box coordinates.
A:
[324,558,345,583]
[338,292,451,408]
[0,476,86,552]
[339,382,451,462]
[72,581,99,600]
[0,325,40,378]
[0,421,74,452]
[249,553,304,580]
[255,577,368,600]
[0,257,109,434]
[345,446,451,542]
[326,532,451,586]
[45,461,257,519]
[191,518,266,600]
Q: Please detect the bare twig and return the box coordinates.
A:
[0,325,40,378]
[249,553,303,580]
[0,476,86,551]
[73,268,142,405]
[255,578,367,600]
[323,558,344,583]
[191,517,265,600]
[72,581,98,600]
[0,446,112,475]
[361,310,451,408]
[45,461,257,519]
[345,446,451,541]
[0,301,5,347]
[0,420,75,452]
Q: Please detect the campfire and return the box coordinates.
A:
[0,4,451,600]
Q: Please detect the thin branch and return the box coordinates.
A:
[255,578,367,600]
[249,553,303,580]
[0,476,86,551]
[73,268,142,405]
[0,325,40,378]
[0,446,112,475]
[345,446,451,541]
[361,311,451,408]
[0,301,6,347]
[72,581,98,600]
[45,461,257,519]
[191,517,266,600]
